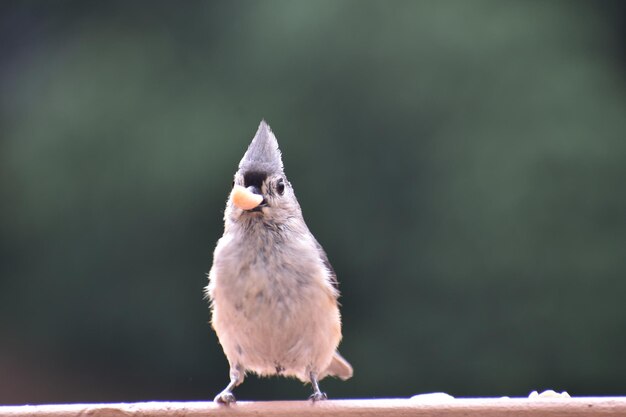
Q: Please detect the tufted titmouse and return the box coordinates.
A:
[205,120,352,403]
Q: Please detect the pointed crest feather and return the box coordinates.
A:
[239,120,283,174]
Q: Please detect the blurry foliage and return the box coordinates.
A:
[1,0,626,404]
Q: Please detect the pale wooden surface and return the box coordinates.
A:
[1,398,626,417]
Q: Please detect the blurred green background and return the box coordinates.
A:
[1,0,626,405]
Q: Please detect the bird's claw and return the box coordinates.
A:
[309,391,328,402]
[214,390,236,404]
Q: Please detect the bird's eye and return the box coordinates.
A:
[276,178,285,195]
[231,180,235,188]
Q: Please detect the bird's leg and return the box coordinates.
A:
[214,364,244,404]
[308,371,328,401]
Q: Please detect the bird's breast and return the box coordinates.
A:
[213,229,333,317]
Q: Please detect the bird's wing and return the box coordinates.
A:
[313,237,339,292]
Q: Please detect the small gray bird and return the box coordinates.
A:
[205,120,352,404]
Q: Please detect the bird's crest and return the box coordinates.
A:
[239,120,284,174]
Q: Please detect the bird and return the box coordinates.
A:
[205,120,352,404]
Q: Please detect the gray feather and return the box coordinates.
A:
[238,120,284,175]
[314,238,339,291]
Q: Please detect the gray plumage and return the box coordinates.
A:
[206,120,352,403]
[238,121,284,174]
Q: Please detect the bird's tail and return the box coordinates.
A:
[322,351,353,380]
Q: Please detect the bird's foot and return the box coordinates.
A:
[308,370,328,402]
[214,390,236,404]
[309,391,328,402]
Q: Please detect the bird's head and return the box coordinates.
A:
[225,121,302,227]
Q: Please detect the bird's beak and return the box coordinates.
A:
[231,185,264,211]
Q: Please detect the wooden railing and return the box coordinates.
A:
[1,397,626,417]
